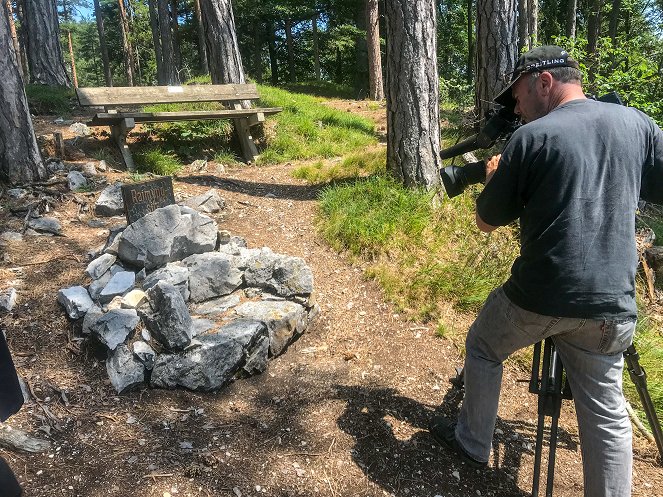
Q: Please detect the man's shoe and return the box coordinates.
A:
[428,416,487,469]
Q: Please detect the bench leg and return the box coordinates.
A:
[110,118,136,172]
[232,117,259,163]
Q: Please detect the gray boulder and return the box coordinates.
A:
[191,318,217,337]
[98,271,135,304]
[107,344,145,393]
[82,162,97,176]
[28,216,62,236]
[95,183,125,217]
[140,282,192,350]
[7,188,28,200]
[86,253,117,280]
[67,171,87,191]
[88,271,112,300]
[87,308,140,350]
[234,300,307,356]
[0,288,17,312]
[183,252,242,303]
[244,252,314,297]
[142,263,190,302]
[57,286,94,319]
[150,319,267,391]
[117,205,217,270]
[132,341,156,370]
[82,304,104,335]
[180,189,225,213]
[192,294,241,316]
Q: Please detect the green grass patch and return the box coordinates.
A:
[25,84,75,116]
[281,80,356,99]
[292,149,386,183]
[133,147,182,176]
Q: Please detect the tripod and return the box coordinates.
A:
[451,337,663,497]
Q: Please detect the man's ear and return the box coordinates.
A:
[538,71,554,95]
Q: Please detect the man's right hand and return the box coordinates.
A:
[485,154,501,184]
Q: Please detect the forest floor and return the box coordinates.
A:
[0,100,662,497]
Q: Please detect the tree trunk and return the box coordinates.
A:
[587,0,602,53]
[170,0,182,73]
[608,0,620,44]
[476,0,518,120]
[157,0,179,84]
[23,0,70,86]
[384,0,441,190]
[355,4,368,98]
[15,0,30,80]
[198,0,246,85]
[192,0,209,74]
[93,0,113,85]
[148,0,165,84]
[467,0,474,84]
[252,19,262,83]
[67,30,78,87]
[312,12,320,81]
[285,18,295,83]
[0,1,46,183]
[117,0,135,85]
[366,0,384,100]
[266,21,278,85]
[5,0,23,80]
[565,0,576,38]
[527,0,537,47]
[518,0,529,51]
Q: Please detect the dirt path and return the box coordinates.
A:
[1,110,661,497]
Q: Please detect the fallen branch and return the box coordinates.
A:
[0,425,50,453]
[626,401,655,444]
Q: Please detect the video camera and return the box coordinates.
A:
[439,92,624,198]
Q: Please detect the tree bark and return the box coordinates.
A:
[192,0,209,74]
[384,0,441,190]
[148,0,165,84]
[0,1,45,183]
[93,0,113,85]
[527,0,537,47]
[285,18,295,83]
[23,0,70,86]
[467,0,474,84]
[157,0,179,84]
[608,0,620,44]
[5,0,23,80]
[198,0,246,85]
[312,12,320,81]
[266,21,278,85]
[476,0,518,120]
[587,0,602,53]
[117,0,135,85]
[15,0,30,80]
[170,0,183,73]
[67,30,78,87]
[565,0,577,38]
[252,19,262,83]
[518,0,529,51]
[366,0,384,100]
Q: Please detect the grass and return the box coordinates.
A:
[24,84,75,116]
[292,149,386,183]
[281,80,357,99]
[133,147,183,176]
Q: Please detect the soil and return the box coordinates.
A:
[0,102,661,497]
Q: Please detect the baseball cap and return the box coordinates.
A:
[494,46,580,108]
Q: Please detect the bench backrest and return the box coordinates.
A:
[76,83,260,107]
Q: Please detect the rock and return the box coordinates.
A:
[85,253,117,280]
[106,344,145,393]
[82,305,104,335]
[69,122,91,137]
[243,335,269,375]
[99,271,135,304]
[192,294,241,316]
[57,286,94,319]
[46,160,65,173]
[0,288,17,312]
[121,289,147,309]
[7,188,28,200]
[180,189,225,213]
[87,219,106,228]
[88,271,112,300]
[105,296,124,311]
[97,160,108,172]
[132,341,156,369]
[117,205,217,270]
[234,300,307,356]
[244,252,314,297]
[222,319,269,375]
[142,263,190,302]
[150,319,267,391]
[183,252,242,303]
[141,281,192,350]
[82,162,97,176]
[95,183,125,217]
[67,171,87,191]
[88,308,139,350]
[0,232,23,245]
[191,318,216,337]
[27,216,62,235]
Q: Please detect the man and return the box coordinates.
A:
[429,46,663,497]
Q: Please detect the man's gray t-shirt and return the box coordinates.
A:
[477,98,663,319]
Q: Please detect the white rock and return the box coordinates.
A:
[0,288,17,312]
[67,171,87,191]
[57,286,94,319]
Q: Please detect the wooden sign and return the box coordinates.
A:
[121,177,175,224]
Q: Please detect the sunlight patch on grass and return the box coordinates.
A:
[292,149,386,183]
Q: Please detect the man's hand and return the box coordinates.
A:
[485,154,501,184]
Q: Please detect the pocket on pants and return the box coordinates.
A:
[599,320,635,355]
[503,294,561,339]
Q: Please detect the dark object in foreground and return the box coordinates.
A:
[0,456,22,497]
[428,416,486,468]
[0,332,24,496]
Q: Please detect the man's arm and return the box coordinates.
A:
[475,154,500,233]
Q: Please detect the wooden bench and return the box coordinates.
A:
[76,83,282,171]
